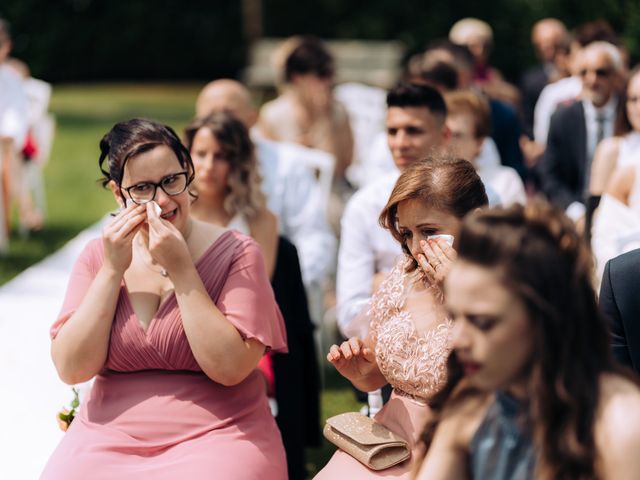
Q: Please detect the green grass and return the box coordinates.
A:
[0,82,362,477]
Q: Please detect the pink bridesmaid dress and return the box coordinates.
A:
[42,231,288,480]
[315,259,453,479]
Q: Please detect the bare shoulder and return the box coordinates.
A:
[596,373,640,478]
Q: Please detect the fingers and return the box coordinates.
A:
[326,338,364,362]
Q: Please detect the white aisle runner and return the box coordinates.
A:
[0,220,104,479]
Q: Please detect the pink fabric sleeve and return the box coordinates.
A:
[50,239,103,339]
[217,238,288,353]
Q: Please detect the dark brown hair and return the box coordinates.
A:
[379,155,488,272]
[423,201,620,479]
[284,35,334,83]
[183,112,266,220]
[615,64,640,136]
[98,118,194,191]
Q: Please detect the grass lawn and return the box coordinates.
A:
[0,82,362,476]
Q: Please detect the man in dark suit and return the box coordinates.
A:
[599,249,640,374]
[539,41,623,223]
[520,18,568,138]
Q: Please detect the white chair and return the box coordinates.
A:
[22,78,55,220]
[335,82,387,189]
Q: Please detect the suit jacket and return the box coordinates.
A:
[538,101,588,210]
[520,65,550,138]
[599,248,640,373]
[489,98,526,181]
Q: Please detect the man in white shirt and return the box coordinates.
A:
[195,79,336,310]
[0,18,28,252]
[336,83,449,338]
[539,41,623,224]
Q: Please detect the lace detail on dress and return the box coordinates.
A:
[368,259,452,401]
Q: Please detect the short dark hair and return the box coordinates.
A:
[418,59,459,92]
[284,36,334,83]
[98,118,194,190]
[386,82,447,122]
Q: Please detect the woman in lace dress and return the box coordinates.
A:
[315,157,488,479]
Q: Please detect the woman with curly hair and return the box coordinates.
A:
[184,112,278,276]
[415,201,640,480]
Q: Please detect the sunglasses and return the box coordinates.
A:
[579,68,612,78]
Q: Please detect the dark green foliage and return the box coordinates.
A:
[2,1,640,89]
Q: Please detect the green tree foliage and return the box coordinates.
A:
[2,0,640,82]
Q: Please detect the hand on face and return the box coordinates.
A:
[416,237,457,288]
[144,201,192,276]
[327,337,377,379]
[102,202,147,275]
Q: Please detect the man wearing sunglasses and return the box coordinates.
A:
[539,41,624,228]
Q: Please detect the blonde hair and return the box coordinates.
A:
[184,112,266,220]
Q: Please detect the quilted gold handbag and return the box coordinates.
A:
[323,412,411,470]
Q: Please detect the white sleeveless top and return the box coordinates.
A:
[618,131,640,169]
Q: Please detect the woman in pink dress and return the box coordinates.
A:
[41,118,288,479]
[315,157,488,479]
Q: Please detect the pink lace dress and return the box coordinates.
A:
[42,231,288,480]
[315,258,452,479]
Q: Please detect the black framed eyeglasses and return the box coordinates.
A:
[120,171,191,205]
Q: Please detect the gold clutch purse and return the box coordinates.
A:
[323,412,411,470]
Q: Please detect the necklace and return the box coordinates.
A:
[133,220,194,277]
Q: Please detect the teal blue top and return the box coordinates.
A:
[469,391,536,480]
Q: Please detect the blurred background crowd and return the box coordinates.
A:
[4,1,640,478]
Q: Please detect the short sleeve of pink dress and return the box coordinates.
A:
[42,231,288,480]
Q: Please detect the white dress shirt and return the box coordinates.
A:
[533,75,582,144]
[253,137,337,289]
[477,163,527,207]
[336,173,402,337]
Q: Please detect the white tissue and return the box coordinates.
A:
[428,234,454,246]
[149,201,162,216]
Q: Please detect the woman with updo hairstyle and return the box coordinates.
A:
[415,201,640,480]
[316,156,488,479]
[42,118,288,479]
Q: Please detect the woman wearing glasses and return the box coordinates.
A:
[42,119,288,479]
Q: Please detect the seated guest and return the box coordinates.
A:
[258,35,353,184]
[195,79,336,318]
[0,17,29,248]
[416,201,640,480]
[337,82,449,339]
[421,40,527,181]
[520,18,569,139]
[42,118,288,478]
[445,89,526,207]
[600,249,640,374]
[317,157,488,479]
[448,18,520,109]
[538,41,624,227]
[184,112,320,480]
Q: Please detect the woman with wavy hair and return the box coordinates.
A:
[415,201,640,480]
[184,112,278,276]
